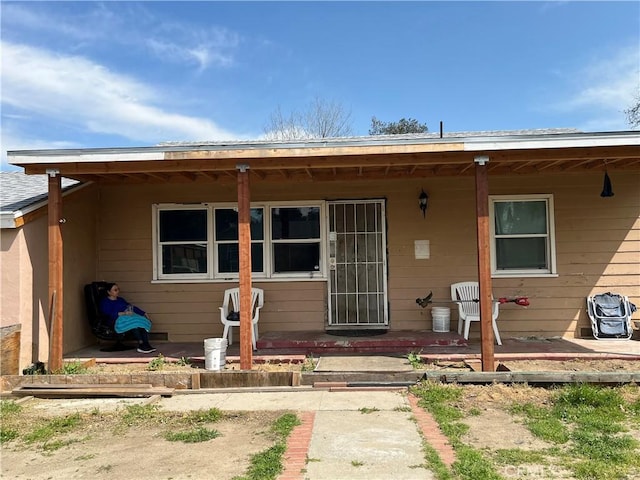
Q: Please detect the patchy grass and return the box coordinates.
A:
[23,413,83,444]
[233,413,301,480]
[164,426,221,443]
[412,381,640,480]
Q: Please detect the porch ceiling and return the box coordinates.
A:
[10,135,640,184]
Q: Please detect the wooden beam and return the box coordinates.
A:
[47,172,64,373]
[237,165,253,370]
[474,157,495,372]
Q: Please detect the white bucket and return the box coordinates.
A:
[204,338,227,371]
[431,307,451,333]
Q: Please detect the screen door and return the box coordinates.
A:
[327,200,388,328]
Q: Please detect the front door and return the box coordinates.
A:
[327,200,388,329]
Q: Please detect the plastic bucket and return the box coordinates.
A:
[204,338,227,371]
[431,307,451,333]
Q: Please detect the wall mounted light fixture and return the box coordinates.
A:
[419,189,429,218]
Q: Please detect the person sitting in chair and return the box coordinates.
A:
[99,283,156,353]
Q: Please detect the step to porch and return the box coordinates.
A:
[255,330,467,354]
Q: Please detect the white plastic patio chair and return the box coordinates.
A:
[451,281,502,345]
[219,287,264,350]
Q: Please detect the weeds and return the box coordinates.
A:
[0,400,21,416]
[301,355,317,372]
[24,414,82,444]
[165,427,221,443]
[411,382,640,480]
[56,360,89,375]
[234,413,301,480]
[0,428,19,443]
[119,404,161,427]
[407,351,424,369]
[359,407,380,414]
[509,383,640,480]
[181,407,223,424]
[147,354,166,371]
[176,356,192,366]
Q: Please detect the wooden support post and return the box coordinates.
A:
[474,156,495,372]
[47,170,64,373]
[236,164,253,370]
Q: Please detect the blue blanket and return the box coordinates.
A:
[115,314,152,334]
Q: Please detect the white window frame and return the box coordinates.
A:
[152,204,211,281]
[213,204,266,279]
[153,201,326,282]
[269,202,326,279]
[489,194,558,278]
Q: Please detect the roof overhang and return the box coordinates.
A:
[0,182,89,229]
[8,130,640,184]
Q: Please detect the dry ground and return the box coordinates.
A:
[3,358,637,480]
[85,357,640,375]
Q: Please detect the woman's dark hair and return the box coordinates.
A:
[104,282,117,292]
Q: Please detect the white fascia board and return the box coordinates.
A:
[464,133,640,151]
[0,212,17,229]
[0,183,90,229]
[8,151,164,165]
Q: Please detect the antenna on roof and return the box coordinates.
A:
[439,121,443,138]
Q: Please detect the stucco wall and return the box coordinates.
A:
[94,171,639,342]
[1,215,48,370]
[0,184,99,369]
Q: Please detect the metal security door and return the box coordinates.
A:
[327,200,388,328]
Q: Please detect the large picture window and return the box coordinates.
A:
[153,202,324,281]
[489,195,557,277]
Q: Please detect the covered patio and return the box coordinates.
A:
[8,129,640,373]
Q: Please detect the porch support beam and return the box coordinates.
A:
[47,169,64,373]
[236,164,253,370]
[474,156,495,372]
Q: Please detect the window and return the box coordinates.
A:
[489,195,557,277]
[271,207,321,275]
[157,207,209,278]
[214,207,264,275]
[153,202,324,281]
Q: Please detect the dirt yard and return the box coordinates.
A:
[3,358,637,479]
[1,402,282,480]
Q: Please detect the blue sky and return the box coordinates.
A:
[2,1,639,170]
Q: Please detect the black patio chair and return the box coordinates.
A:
[84,281,135,351]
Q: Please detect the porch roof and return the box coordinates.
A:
[8,129,640,184]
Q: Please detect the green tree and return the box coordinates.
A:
[369,117,428,135]
[263,97,353,140]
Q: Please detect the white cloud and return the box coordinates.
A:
[2,3,240,71]
[549,44,639,131]
[1,41,248,148]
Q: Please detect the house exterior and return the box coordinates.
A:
[0,173,85,371]
[5,129,640,370]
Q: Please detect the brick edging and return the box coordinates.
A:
[278,411,316,480]
[408,393,456,467]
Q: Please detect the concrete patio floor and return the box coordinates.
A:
[66,330,640,366]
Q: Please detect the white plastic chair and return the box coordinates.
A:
[451,281,502,345]
[219,287,264,350]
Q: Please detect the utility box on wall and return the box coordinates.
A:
[414,240,430,260]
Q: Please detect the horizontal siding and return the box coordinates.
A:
[93,172,639,341]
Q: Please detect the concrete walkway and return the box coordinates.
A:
[161,388,447,480]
